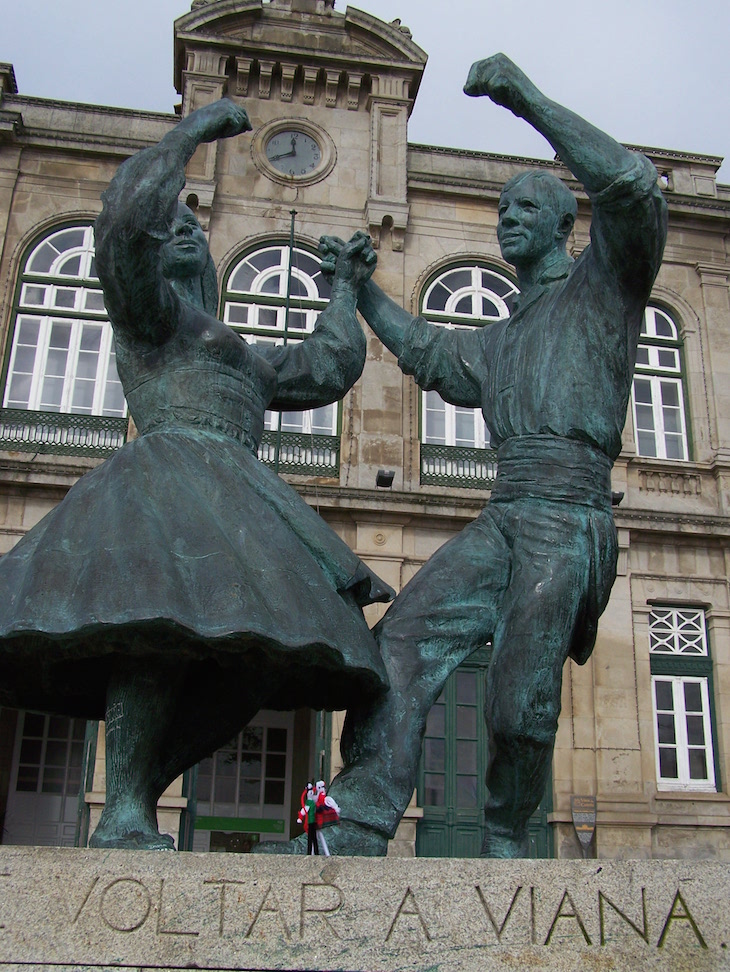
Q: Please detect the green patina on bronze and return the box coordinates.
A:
[258,55,668,858]
[0,99,393,850]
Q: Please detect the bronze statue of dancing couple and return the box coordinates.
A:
[0,54,666,856]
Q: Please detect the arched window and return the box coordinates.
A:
[632,306,689,460]
[1,225,127,456]
[221,243,340,474]
[419,264,518,487]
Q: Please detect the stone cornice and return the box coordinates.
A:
[614,508,730,536]
[625,143,724,170]
[2,94,175,122]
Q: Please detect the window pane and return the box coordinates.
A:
[660,381,679,408]
[261,273,283,295]
[688,749,708,780]
[58,254,82,277]
[52,288,77,309]
[267,728,287,752]
[454,295,473,315]
[51,229,85,254]
[426,283,450,312]
[456,775,478,808]
[84,290,106,312]
[456,739,477,774]
[685,715,706,747]
[637,431,657,457]
[658,349,679,370]
[442,270,471,291]
[424,738,445,773]
[240,755,262,778]
[242,726,264,750]
[11,347,36,378]
[16,768,39,792]
[664,436,685,460]
[257,307,279,328]
[288,277,308,297]
[658,747,678,778]
[633,378,653,404]
[456,672,477,705]
[264,779,285,804]
[454,408,477,446]
[19,739,42,765]
[229,264,257,292]
[44,741,68,766]
[424,773,445,806]
[249,250,281,272]
[7,373,32,406]
[28,242,59,273]
[287,310,308,331]
[226,304,249,324]
[657,713,676,744]
[654,680,674,711]
[684,682,703,713]
[239,778,261,803]
[456,706,477,738]
[653,312,674,338]
[426,703,445,738]
[214,776,236,804]
[24,714,45,736]
[266,754,286,778]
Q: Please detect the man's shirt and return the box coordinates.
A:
[399,153,667,462]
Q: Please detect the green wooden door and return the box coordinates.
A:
[416,649,552,858]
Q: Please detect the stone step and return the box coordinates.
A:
[0,845,725,971]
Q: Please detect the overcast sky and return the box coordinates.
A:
[3,0,729,182]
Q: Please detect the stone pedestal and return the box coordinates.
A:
[0,846,726,971]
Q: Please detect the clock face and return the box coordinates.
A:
[265,130,322,176]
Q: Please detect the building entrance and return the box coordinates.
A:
[416,649,552,858]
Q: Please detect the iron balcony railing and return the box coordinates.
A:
[0,411,340,476]
[258,429,340,476]
[0,408,128,458]
[420,442,498,489]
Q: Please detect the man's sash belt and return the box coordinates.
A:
[491,434,613,509]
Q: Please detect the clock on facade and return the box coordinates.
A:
[264,130,322,176]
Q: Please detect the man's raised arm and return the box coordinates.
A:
[464,54,639,194]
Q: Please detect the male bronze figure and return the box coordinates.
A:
[306,55,668,857]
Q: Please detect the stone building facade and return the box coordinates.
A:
[0,0,729,860]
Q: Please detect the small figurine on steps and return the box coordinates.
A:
[297,780,340,855]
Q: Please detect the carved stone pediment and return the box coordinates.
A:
[175,0,427,94]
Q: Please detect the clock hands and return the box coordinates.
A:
[269,136,298,163]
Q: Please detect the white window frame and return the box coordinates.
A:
[649,607,716,792]
[3,225,125,419]
[222,243,337,437]
[651,675,716,791]
[420,264,518,449]
[632,306,688,461]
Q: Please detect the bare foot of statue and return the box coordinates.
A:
[252,821,387,856]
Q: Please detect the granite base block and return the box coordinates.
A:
[0,846,727,971]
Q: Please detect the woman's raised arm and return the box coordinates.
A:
[94,100,251,341]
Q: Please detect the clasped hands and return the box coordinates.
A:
[319,231,377,290]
